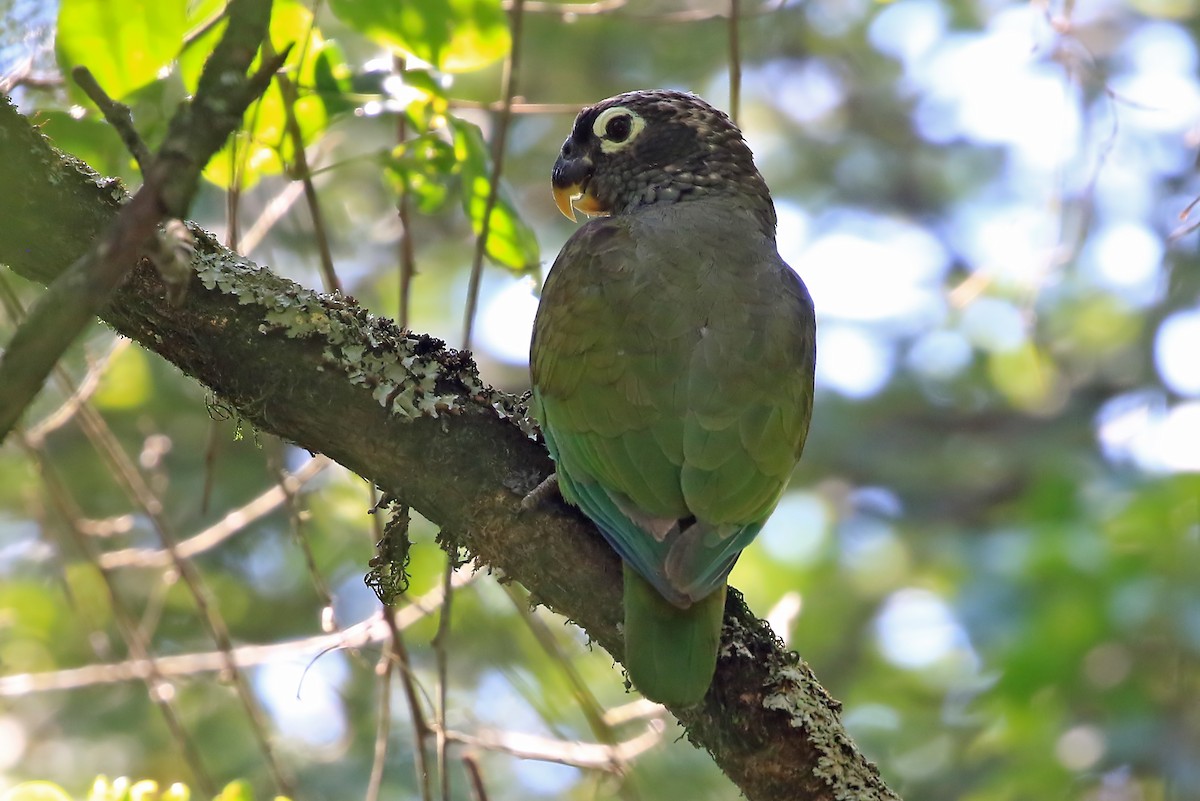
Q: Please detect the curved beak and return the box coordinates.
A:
[552,182,582,222]
[551,155,607,222]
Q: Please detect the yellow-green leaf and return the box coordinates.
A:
[160,785,189,801]
[386,135,457,214]
[1,782,73,801]
[452,119,540,274]
[328,0,510,73]
[988,343,1062,414]
[57,0,188,101]
[197,2,334,189]
[214,781,253,801]
[93,346,152,410]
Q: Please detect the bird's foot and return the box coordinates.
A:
[521,473,560,510]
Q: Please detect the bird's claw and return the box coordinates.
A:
[521,473,560,510]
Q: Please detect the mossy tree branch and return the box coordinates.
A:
[0,0,282,438]
[0,96,898,801]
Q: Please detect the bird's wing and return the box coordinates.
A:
[667,249,815,597]
[532,217,691,519]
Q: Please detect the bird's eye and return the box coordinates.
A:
[591,106,645,152]
[604,114,633,143]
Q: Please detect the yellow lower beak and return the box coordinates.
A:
[553,183,581,222]
[552,182,609,222]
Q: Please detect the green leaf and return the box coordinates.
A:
[93,343,152,410]
[1,782,73,801]
[328,0,510,73]
[386,135,457,214]
[311,43,356,117]
[128,781,161,801]
[56,0,188,101]
[199,1,335,190]
[88,775,129,801]
[84,776,190,801]
[177,4,227,96]
[160,785,189,801]
[451,118,540,274]
[214,781,253,801]
[987,343,1061,413]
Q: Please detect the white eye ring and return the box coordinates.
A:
[592,106,645,153]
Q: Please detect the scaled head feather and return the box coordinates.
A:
[551,90,775,231]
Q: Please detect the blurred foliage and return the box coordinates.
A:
[2,0,1200,800]
[2,776,291,801]
[55,0,188,102]
[327,0,511,73]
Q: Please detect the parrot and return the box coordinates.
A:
[528,90,816,707]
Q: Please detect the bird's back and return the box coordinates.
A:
[531,198,815,603]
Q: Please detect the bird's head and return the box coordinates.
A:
[551,90,774,228]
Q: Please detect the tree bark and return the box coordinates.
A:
[0,95,898,801]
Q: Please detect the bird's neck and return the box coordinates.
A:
[628,172,778,239]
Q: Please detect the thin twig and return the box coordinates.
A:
[432,556,456,801]
[438,722,666,770]
[225,138,245,252]
[462,754,489,801]
[72,67,154,172]
[373,495,435,801]
[461,0,527,348]
[200,417,223,515]
[240,180,307,255]
[19,437,217,797]
[23,339,128,445]
[0,273,128,447]
[72,396,296,796]
[135,569,174,647]
[271,443,335,613]
[394,55,417,330]
[387,608,435,801]
[98,455,329,569]
[447,99,582,115]
[0,57,32,94]
[368,497,435,801]
[183,3,229,47]
[602,699,664,727]
[267,35,343,294]
[623,0,781,21]
[224,92,263,253]
[0,615,388,695]
[365,644,393,801]
[504,586,641,797]
[511,0,625,13]
[0,571,481,697]
[505,0,785,21]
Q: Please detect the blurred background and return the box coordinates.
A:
[2,0,1200,799]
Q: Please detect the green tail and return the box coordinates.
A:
[622,564,726,707]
